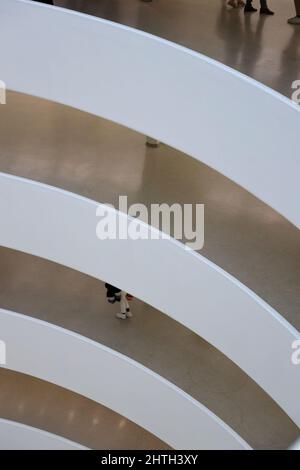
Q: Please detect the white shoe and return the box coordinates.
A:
[126,309,133,318]
[116,312,127,320]
[288,16,300,25]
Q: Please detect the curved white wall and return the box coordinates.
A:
[0,309,250,450]
[0,419,87,450]
[289,438,300,450]
[0,173,299,429]
[0,0,300,228]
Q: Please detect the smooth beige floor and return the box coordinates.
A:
[1,92,299,330]
[0,91,299,448]
[0,247,299,449]
[0,0,299,450]
[0,368,169,449]
[56,0,300,98]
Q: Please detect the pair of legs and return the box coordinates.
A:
[105,284,133,320]
[288,0,300,23]
[245,0,274,14]
[117,291,132,320]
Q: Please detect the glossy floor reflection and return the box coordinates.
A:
[56,0,300,98]
[1,0,299,451]
[1,92,299,331]
[0,248,299,449]
[0,368,169,449]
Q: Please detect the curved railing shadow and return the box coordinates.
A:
[0,309,250,450]
[0,173,299,428]
[0,0,299,228]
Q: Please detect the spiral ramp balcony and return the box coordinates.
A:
[0,0,299,450]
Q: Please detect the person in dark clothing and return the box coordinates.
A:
[105,284,133,320]
[244,0,274,14]
[105,284,122,304]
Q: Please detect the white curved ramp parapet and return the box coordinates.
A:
[0,419,87,450]
[0,173,299,428]
[1,0,300,228]
[0,309,250,450]
[289,438,300,450]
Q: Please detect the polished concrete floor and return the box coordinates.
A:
[1,0,299,450]
[56,0,300,98]
[0,247,299,449]
[1,92,299,331]
[0,92,299,448]
[0,368,169,449]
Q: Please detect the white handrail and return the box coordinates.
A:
[0,309,250,450]
[0,419,87,450]
[0,172,299,428]
[1,0,300,227]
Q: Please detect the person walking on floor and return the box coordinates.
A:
[288,0,300,24]
[105,284,133,320]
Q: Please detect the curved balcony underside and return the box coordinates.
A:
[0,368,169,450]
[1,0,300,227]
[0,308,250,450]
[0,173,299,430]
[1,0,296,448]
[56,0,298,100]
[1,91,299,332]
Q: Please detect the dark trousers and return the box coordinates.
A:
[246,0,268,7]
